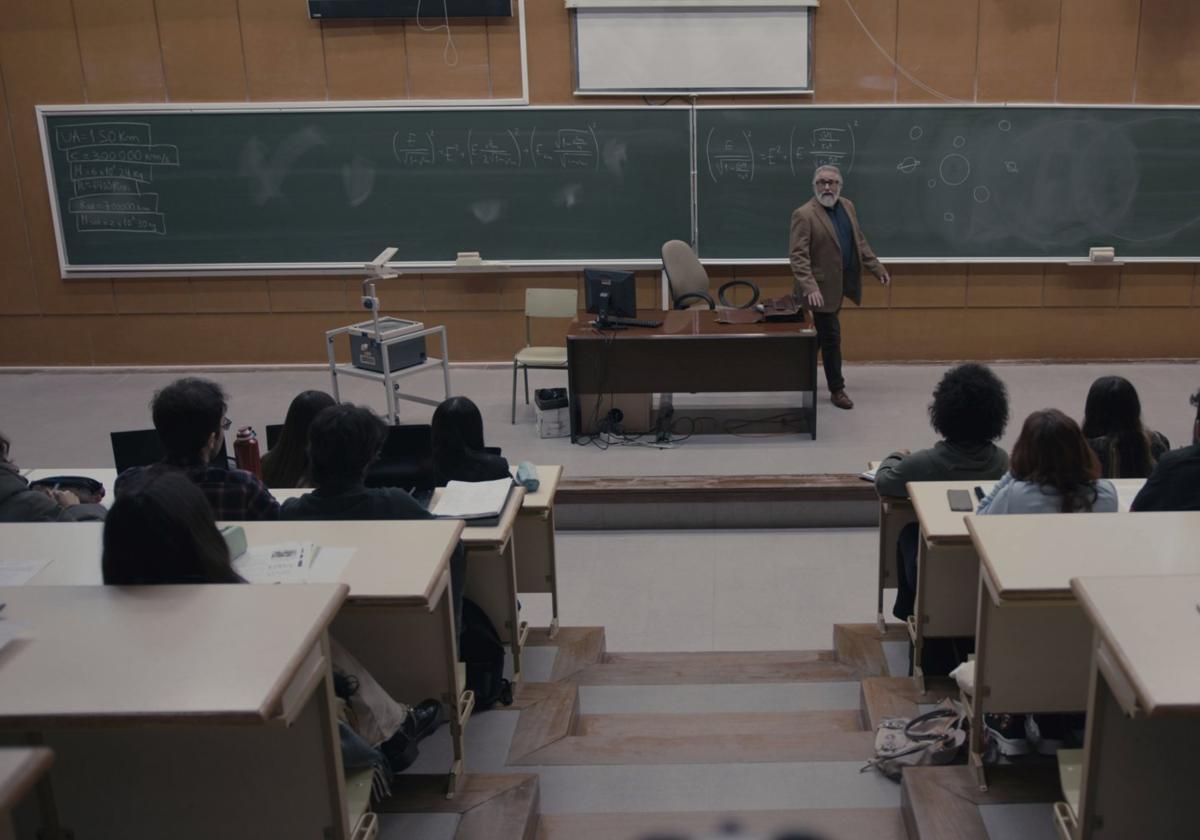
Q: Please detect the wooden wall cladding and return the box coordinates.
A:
[1,0,1199,365]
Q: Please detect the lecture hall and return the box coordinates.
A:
[1,1,1198,838]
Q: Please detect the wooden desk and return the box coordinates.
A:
[0,748,53,840]
[512,465,563,638]
[905,479,1144,688]
[565,309,819,441]
[0,584,353,840]
[433,485,529,682]
[868,460,915,632]
[1057,574,1200,839]
[964,512,1200,791]
[6,518,472,796]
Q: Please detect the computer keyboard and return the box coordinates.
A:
[594,316,663,329]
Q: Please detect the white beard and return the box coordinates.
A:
[816,191,839,208]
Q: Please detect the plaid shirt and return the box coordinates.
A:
[116,464,280,521]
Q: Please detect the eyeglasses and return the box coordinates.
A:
[221,417,232,431]
[815,179,842,187]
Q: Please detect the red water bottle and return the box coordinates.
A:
[234,426,262,478]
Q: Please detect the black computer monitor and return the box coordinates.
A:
[584,268,637,323]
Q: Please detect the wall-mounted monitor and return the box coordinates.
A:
[309,0,512,19]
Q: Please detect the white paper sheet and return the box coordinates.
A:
[234,543,318,584]
[431,478,513,519]
[0,558,51,586]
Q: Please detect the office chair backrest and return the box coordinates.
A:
[265,423,284,451]
[365,423,436,491]
[661,240,714,309]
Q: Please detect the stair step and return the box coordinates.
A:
[575,710,863,738]
[834,622,908,678]
[376,773,541,840]
[860,676,958,732]
[576,650,860,685]
[902,765,1061,840]
[514,728,875,766]
[526,626,607,682]
[538,808,906,840]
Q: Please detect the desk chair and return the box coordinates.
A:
[662,239,759,310]
[110,429,230,473]
[512,288,577,423]
[367,423,435,491]
[265,423,284,450]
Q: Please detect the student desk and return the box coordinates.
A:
[868,460,915,632]
[905,479,1144,689]
[431,484,530,682]
[511,465,563,638]
[0,748,53,840]
[7,519,472,797]
[0,583,356,840]
[1055,574,1200,840]
[963,512,1200,791]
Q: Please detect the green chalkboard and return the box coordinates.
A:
[697,106,1200,260]
[42,107,692,269]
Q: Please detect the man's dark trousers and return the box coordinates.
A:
[812,310,844,393]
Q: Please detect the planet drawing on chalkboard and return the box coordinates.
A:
[896,156,921,174]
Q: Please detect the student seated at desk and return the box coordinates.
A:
[432,396,510,486]
[874,364,1010,622]
[0,431,106,522]
[1131,386,1200,512]
[1081,375,1169,479]
[115,377,280,520]
[260,389,335,488]
[103,469,443,778]
[978,409,1118,515]
[280,403,468,626]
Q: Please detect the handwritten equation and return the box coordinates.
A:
[53,122,179,235]
[705,123,856,183]
[393,125,601,170]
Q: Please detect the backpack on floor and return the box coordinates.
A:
[459,597,514,710]
[861,698,967,781]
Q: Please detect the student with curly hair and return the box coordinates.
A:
[875,363,1011,626]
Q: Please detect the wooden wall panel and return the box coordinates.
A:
[405,22,491,99]
[487,14,524,99]
[894,0,979,103]
[0,0,115,315]
[1118,266,1196,307]
[190,278,271,313]
[114,281,193,314]
[498,272,578,311]
[976,0,1060,103]
[966,265,1044,308]
[239,0,327,101]
[889,266,967,308]
[1044,266,1121,307]
[423,310,524,360]
[267,277,350,312]
[0,67,38,314]
[1057,0,1139,103]
[524,0,574,104]
[1134,0,1200,103]
[74,0,166,103]
[423,273,499,311]
[811,0,897,103]
[0,315,95,364]
[155,0,247,101]
[1112,308,1200,358]
[321,20,409,100]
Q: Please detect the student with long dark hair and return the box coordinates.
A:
[102,469,442,775]
[978,408,1118,514]
[261,390,336,488]
[431,396,509,486]
[1081,376,1169,479]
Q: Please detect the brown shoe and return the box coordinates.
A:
[831,390,854,410]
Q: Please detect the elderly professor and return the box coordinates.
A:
[788,164,890,410]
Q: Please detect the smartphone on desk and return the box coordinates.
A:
[947,489,974,512]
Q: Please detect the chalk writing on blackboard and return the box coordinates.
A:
[392,126,601,171]
[53,122,178,235]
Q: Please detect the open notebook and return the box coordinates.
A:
[431,477,514,522]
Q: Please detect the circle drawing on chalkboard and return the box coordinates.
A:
[998,120,1012,132]
[973,186,992,203]
[909,126,924,140]
[939,154,971,186]
[953,136,966,149]
[944,212,955,222]
[927,179,937,189]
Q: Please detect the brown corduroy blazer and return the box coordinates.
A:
[788,196,884,313]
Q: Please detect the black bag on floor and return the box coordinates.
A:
[459,597,514,709]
